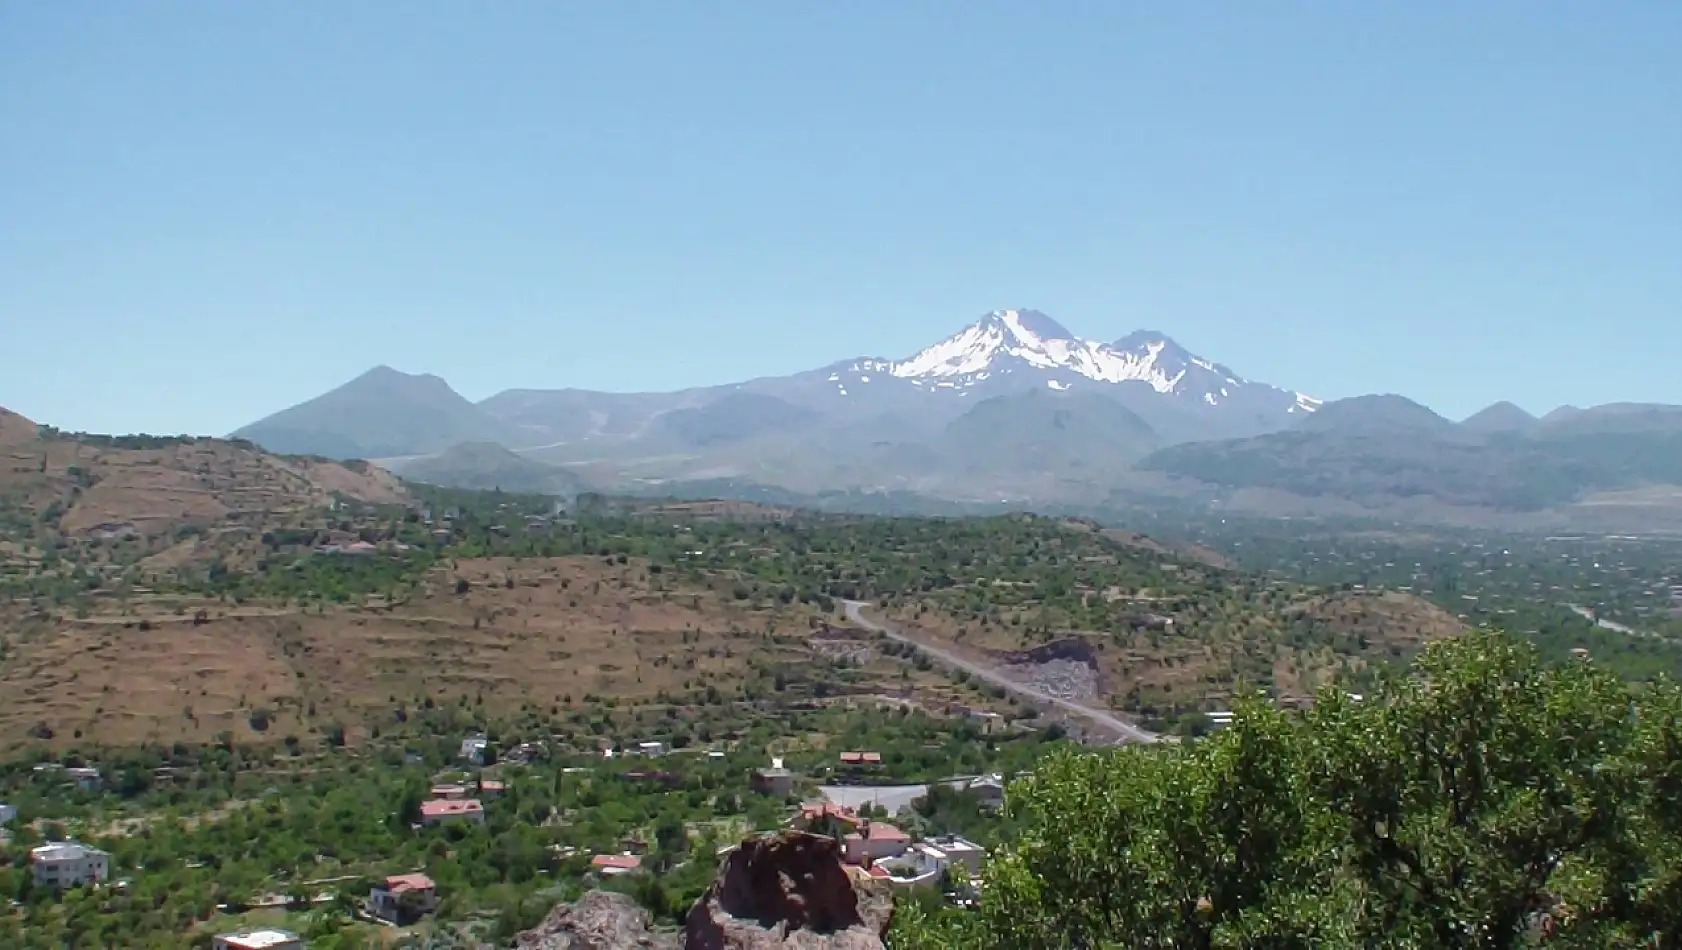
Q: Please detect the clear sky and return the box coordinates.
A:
[2,3,1678,435]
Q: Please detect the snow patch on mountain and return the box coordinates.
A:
[852,309,1317,410]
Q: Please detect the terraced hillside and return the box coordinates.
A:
[0,552,1020,750]
[0,439,1468,751]
[0,410,406,546]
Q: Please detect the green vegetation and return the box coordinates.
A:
[1191,522,1682,681]
[14,466,1682,948]
[0,699,1064,949]
[894,631,1682,948]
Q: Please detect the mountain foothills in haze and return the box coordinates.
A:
[227,309,1682,531]
[392,441,585,497]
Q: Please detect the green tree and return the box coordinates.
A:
[1305,631,1635,948]
[896,631,1667,949]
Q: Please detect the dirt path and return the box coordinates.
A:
[841,600,1158,744]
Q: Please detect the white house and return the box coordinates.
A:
[752,757,795,798]
[963,774,1006,810]
[460,736,489,766]
[212,929,304,950]
[635,740,666,757]
[873,844,947,888]
[31,841,111,888]
[872,836,985,888]
[924,835,985,877]
[0,803,16,824]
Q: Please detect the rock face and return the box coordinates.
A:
[512,890,679,950]
[683,831,893,949]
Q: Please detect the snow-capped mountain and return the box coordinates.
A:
[799,309,1317,440]
[241,308,1321,468]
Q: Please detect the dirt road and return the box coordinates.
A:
[841,600,1159,744]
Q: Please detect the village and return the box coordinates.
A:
[2,724,1015,949]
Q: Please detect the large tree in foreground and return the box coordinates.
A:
[891,631,1682,949]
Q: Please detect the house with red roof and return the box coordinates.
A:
[793,801,862,831]
[419,798,484,827]
[838,751,883,771]
[590,854,642,876]
[843,819,912,865]
[370,873,438,923]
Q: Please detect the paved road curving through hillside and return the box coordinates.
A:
[841,600,1159,744]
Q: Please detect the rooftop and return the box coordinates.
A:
[31,841,106,862]
[927,835,984,854]
[419,798,483,818]
[591,854,642,871]
[846,821,911,843]
[798,801,862,826]
[217,929,301,950]
[382,873,436,894]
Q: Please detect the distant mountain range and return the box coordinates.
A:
[229,309,1682,531]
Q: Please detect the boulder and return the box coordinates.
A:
[682,831,892,949]
[513,889,679,950]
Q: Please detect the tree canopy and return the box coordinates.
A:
[893,631,1682,949]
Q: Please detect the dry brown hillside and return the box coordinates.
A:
[0,555,1011,750]
[0,407,39,445]
[0,415,406,538]
[884,587,1465,718]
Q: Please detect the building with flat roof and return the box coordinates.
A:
[752,757,795,798]
[460,736,489,766]
[31,841,111,888]
[213,928,304,950]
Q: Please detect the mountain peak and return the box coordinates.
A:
[886,309,1084,381]
[232,366,513,459]
[865,310,1318,417]
[1300,394,1451,434]
[979,308,1076,342]
[354,365,449,389]
[1461,400,1537,433]
[1110,329,1179,350]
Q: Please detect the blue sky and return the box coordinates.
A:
[2,3,1678,435]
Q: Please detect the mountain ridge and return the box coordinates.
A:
[232,365,518,460]
[232,309,1321,464]
[215,310,1682,529]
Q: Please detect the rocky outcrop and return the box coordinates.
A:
[993,636,1102,667]
[683,831,892,949]
[512,890,679,950]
